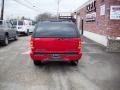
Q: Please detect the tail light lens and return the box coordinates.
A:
[30,40,34,49]
[78,41,81,49]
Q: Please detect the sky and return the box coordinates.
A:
[0,0,89,20]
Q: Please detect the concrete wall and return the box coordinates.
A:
[84,31,108,46]
[107,39,120,52]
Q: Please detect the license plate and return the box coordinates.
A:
[52,54,60,58]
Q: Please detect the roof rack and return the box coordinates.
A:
[58,16,76,23]
[40,19,71,23]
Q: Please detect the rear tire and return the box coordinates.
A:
[14,33,18,40]
[2,35,9,46]
[71,60,79,66]
[33,61,43,66]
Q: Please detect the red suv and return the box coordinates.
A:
[30,21,82,66]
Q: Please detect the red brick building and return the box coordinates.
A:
[73,0,120,52]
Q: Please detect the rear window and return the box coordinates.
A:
[18,21,23,25]
[33,22,80,38]
[12,20,23,25]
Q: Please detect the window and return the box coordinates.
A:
[18,21,23,25]
[34,22,80,38]
[6,22,12,28]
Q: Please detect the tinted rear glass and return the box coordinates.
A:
[18,21,23,25]
[12,20,23,25]
[34,22,80,38]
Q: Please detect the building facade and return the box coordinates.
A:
[73,0,120,52]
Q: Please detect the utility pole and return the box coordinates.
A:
[57,0,60,19]
[56,0,61,20]
[1,0,5,20]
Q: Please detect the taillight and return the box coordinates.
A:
[30,40,34,49]
[78,41,81,49]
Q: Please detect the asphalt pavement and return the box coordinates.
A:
[0,36,120,90]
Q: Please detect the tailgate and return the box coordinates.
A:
[32,38,80,53]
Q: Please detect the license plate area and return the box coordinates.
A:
[52,54,61,58]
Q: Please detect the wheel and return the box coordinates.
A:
[2,35,9,46]
[14,33,18,40]
[33,61,43,66]
[26,30,29,36]
[71,60,79,66]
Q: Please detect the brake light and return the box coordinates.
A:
[78,41,81,49]
[30,40,34,49]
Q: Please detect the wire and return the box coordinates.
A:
[12,0,58,13]
[13,0,39,12]
[24,0,33,5]
[24,0,56,12]
[24,0,42,10]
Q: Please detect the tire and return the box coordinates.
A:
[14,34,18,40]
[33,61,43,66]
[71,60,79,66]
[26,30,29,36]
[2,35,9,46]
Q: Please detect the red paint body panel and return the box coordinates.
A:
[30,38,82,62]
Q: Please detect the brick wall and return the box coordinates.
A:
[78,0,120,37]
[107,0,120,37]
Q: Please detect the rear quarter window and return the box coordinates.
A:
[33,22,80,38]
[18,21,23,25]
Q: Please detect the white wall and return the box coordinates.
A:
[84,31,108,46]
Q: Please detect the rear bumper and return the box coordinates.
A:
[17,31,26,34]
[17,29,26,32]
[30,52,82,62]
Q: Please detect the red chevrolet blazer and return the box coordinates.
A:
[30,21,82,66]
